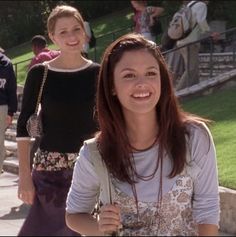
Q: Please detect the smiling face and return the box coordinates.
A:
[113,49,161,117]
[49,16,85,53]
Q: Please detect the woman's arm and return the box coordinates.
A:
[66,204,121,236]
[66,212,103,236]
[17,139,35,205]
[198,224,218,236]
[190,123,220,234]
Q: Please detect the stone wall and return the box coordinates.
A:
[219,186,236,234]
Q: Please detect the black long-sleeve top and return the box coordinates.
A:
[0,53,17,116]
[16,61,100,153]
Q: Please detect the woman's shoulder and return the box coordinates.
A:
[186,121,215,164]
[28,63,45,74]
[79,137,97,159]
[187,121,211,140]
[26,63,46,85]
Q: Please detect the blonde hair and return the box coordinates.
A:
[47,5,85,34]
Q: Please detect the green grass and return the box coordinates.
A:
[182,87,236,190]
[88,8,134,62]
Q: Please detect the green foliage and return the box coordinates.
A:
[0,1,46,49]
[182,87,236,189]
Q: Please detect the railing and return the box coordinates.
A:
[161,27,236,88]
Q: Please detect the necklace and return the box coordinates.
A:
[130,136,158,152]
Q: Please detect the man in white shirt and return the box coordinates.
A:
[176,1,219,90]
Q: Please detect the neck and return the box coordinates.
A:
[126,112,158,151]
[51,52,88,69]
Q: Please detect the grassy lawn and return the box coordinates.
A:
[181,87,236,190]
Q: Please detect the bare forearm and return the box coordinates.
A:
[65,212,103,236]
[17,140,31,176]
[198,224,218,236]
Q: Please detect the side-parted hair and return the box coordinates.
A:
[96,33,209,184]
[47,5,85,35]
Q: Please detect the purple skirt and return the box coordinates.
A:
[18,169,80,236]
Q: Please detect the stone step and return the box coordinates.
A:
[4,140,17,157]
[199,72,220,78]
[3,156,18,175]
[199,64,235,70]
[199,52,236,63]
[5,128,16,142]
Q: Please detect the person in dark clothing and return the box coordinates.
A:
[16,4,100,236]
[0,51,17,173]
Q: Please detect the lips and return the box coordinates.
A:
[67,42,79,46]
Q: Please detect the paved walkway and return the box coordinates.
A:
[0,172,29,236]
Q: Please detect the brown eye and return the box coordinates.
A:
[123,73,135,80]
[146,71,157,77]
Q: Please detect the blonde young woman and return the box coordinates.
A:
[16,5,100,236]
[65,33,219,236]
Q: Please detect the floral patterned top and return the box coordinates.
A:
[111,171,198,236]
[66,123,220,236]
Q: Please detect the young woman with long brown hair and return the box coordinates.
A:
[66,33,219,236]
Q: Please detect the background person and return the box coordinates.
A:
[28,34,60,70]
[176,0,219,90]
[16,4,100,236]
[0,49,17,174]
[65,33,220,236]
[131,0,164,42]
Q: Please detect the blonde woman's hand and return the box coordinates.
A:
[18,173,35,205]
[98,203,122,235]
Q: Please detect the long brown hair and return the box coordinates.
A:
[96,33,208,184]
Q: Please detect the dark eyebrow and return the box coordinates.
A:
[120,66,159,73]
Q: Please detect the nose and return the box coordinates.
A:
[67,31,77,40]
[135,78,147,89]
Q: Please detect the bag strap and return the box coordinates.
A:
[188,1,199,31]
[188,1,198,8]
[34,63,48,114]
[84,138,115,205]
[185,135,201,180]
